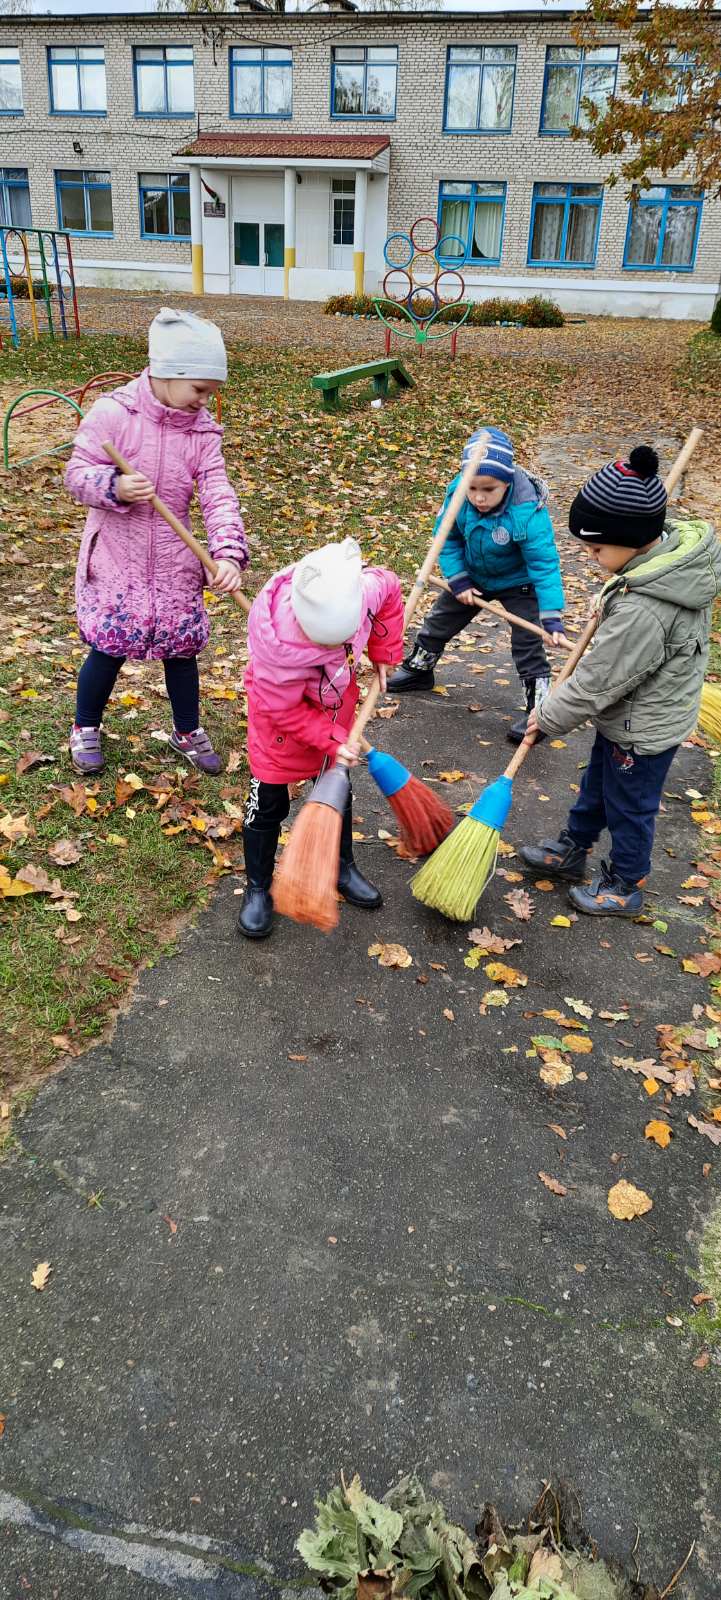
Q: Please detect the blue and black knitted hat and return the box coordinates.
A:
[569,445,667,548]
[461,427,515,486]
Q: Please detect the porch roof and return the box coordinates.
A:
[175,133,390,172]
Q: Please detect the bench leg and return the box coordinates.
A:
[322,388,339,411]
[372,373,389,397]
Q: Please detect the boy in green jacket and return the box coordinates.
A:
[520,445,721,916]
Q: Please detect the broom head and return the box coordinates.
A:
[272,765,350,933]
[410,774,514,921]
[698,682,721,746]
[366,746,454,855]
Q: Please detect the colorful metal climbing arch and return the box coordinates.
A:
[0,225,80,350]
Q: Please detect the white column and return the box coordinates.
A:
[283,166,296,300]
[353,168,368,297]
[189,166,203,295]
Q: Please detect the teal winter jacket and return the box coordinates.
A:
[437,468,564,618]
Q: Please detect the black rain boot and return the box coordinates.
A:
[519,828,590,881]
[507,675,550,746]
[237,825,279,939]
[388,643,439,694]
[338,800,382,910]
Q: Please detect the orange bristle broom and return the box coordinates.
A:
[362,739,454,854]
[272,431,492,931]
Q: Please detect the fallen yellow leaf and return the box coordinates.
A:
[539,1058,573,1087]
[643,1076,660,1096]
[550,915,571,928]
[645,1119,672,1148]
[484,962,527,987]
[31,1261,52,1291]
[564,1034,593,1054]
[367,942,413,969]
[608,1180,653,1220]
[438,770,467,783]
[549,739,567,749]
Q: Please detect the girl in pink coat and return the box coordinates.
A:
[65,307,248,776]
[239,538,404,939]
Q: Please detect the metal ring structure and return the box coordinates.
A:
[409,216,440,253]
[382,267,413,305]
[4,228,29,280]
[409,283,438,319]
[435,270,465,306]
[59,267,75,303]
[436,234,468,265]
[39,231,56,269]
[383,231,413,270]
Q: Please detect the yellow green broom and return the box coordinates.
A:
[411,427,705,921]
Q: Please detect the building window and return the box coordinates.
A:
[134,45,194,117]
[0,46,23,113]
[331,45,397,119]
[540,46,618,134]
[230,46,292,117]
[139,172,190,239]
[528,182,603,266]
[48,45,106,114]
[444,46,516,133]
[437,180,506,266]
[648,50,697,111]
[0,167,31,228]
[56,169,113,235]
[624,185,703,271]
[332,177,355,245]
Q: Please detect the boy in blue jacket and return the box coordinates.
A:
[390,427,567,742]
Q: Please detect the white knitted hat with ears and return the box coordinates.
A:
[148,307,227,381]
[291,538,364,646]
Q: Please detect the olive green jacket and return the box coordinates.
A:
[536,520,721,755]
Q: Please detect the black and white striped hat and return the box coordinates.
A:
[569,445,667,548]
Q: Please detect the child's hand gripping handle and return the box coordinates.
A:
[101,440,251,616]
[501,425,703,785]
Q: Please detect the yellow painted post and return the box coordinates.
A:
[283,246,296,301]
[191,243,204,296]
[189,167,204,296]
[353,251,365,297]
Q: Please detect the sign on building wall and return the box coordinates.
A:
[204,200,226,218]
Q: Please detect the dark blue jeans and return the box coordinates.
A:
[566,731,678,884]
[76,649,200,735]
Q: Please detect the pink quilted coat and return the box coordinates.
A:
[246,564,404,783]
[66,370,248,660]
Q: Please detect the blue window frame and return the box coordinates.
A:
[230,45,292,118]
[0,167,31,227]
[437,180,506,266]
[528,182,603,267]
[648,50,697,111]
[443,46,516,133]
[0,46,23,114]
[331,45,397,119]
[623,185,703,271]
[540,45,618,135]
[48,45,106,114]
[55,168,113,236]
[139,171,190,240]
[133,45,194,118]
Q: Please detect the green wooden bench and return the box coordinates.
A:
[311,357,415,412]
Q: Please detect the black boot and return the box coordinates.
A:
[237,825,278,939]
[519,828,590,881]
[507,676,550,745]
[338,800,382,910]
[388,643,439,694]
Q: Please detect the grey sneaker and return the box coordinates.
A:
[169,726,222,776]
[69,724,104,775]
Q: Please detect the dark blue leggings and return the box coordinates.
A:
[566,731,678,883]
[75,649,200,735]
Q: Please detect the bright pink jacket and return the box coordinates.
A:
[246,564,404,783]
[66,370,248,661]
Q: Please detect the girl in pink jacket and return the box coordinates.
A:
[65,307,248,776]
[239,538,404,939]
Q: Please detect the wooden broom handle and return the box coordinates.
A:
[403,430,490,629]
[501,426,703,784]
[102,440,251,615]
[428,574,573,651]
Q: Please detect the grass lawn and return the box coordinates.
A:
[0,329,562,1107]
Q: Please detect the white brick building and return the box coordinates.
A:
[0,6,718,318]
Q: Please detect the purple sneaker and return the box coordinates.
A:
[169,726,222,776]
[69,724,104,775]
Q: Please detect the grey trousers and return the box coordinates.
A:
[415,584,549,683]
